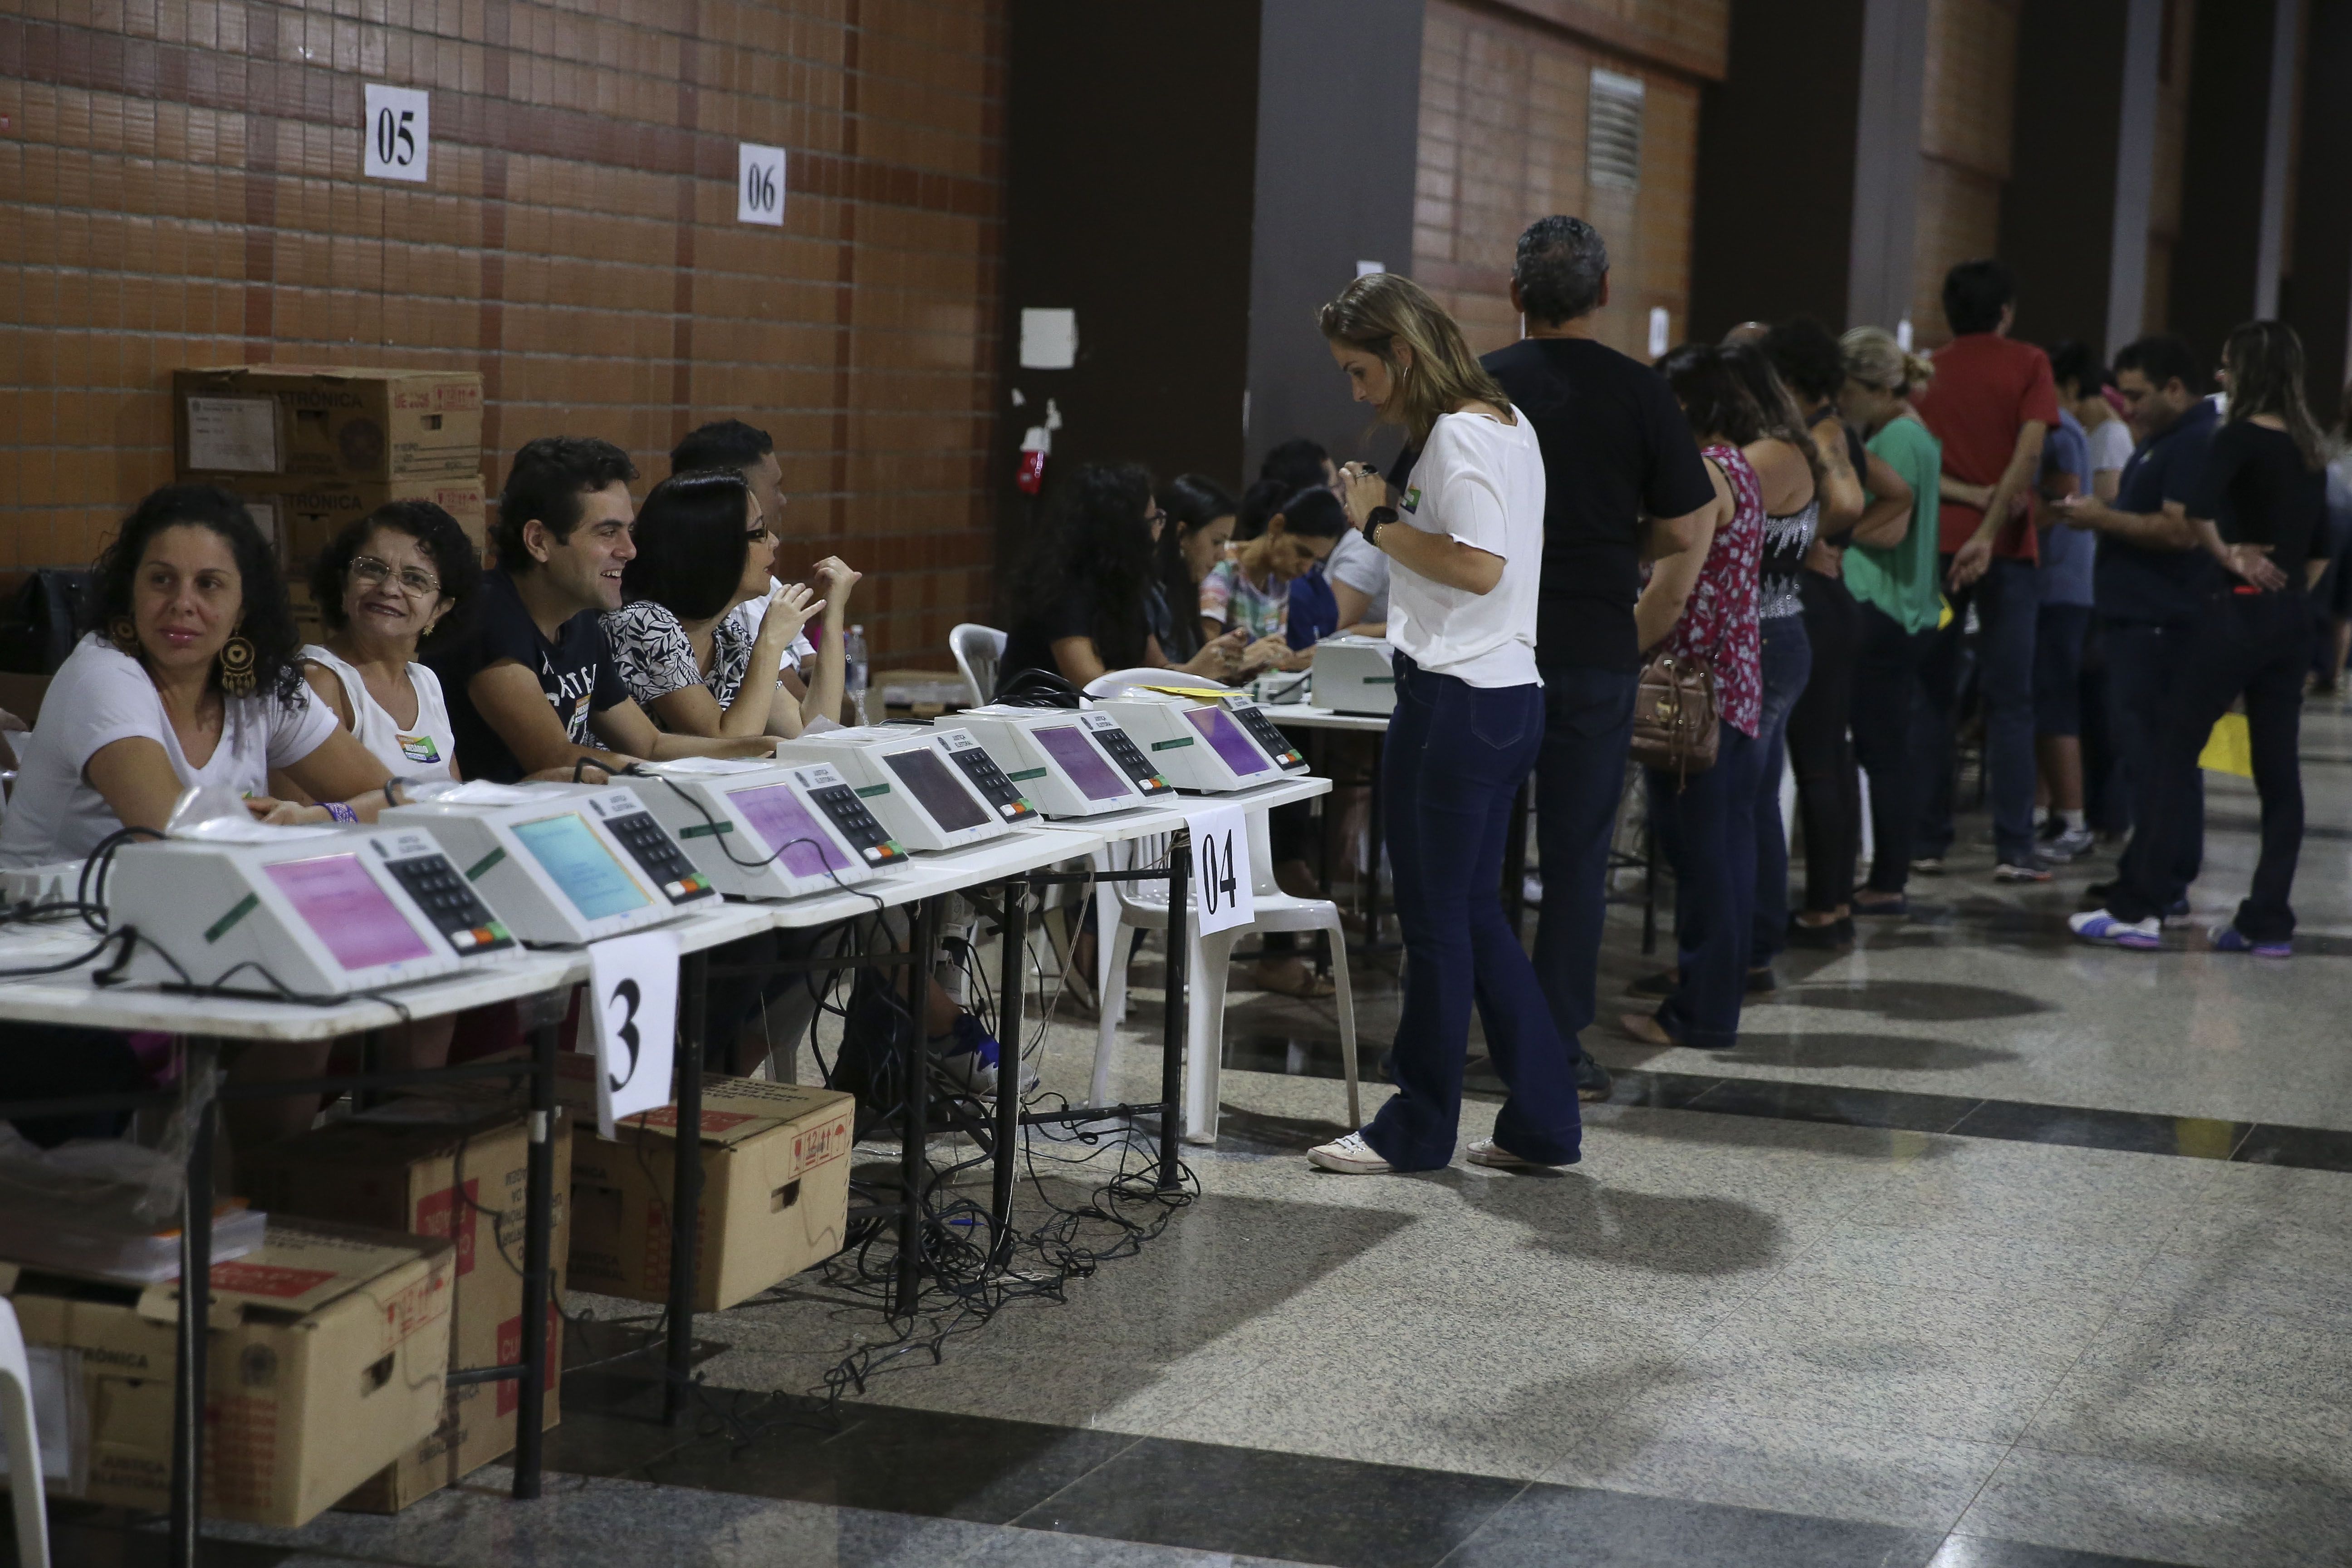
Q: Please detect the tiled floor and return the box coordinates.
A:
[44,701,2352,1568]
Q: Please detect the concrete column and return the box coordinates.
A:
[1846,0,1932,333]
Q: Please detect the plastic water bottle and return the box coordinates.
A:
[844,623,869,725]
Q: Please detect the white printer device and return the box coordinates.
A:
[616,757,907,901]
[769,725,1033,852]
[104,819,523,996]
[946,706,1176,818]
[382,781,717,946]
[1307,633,1397,717]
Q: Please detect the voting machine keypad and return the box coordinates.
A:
[1089,725,1175,796]
[603,809,717,905]
[1230,705,1307,770]
[808,783,909,864]
[384,852,515,955]
[945,744,1038,822]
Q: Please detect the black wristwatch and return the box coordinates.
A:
[1364,505,1399,550]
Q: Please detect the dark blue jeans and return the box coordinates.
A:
[2104,618,2203,903]
[2109,591,2310,939]
[1750,615,1813,963]
[1915,555,2038,865]
[1647,723,1763,1049]
[1532,663,1639,1061]
[1364,656,1582,1170]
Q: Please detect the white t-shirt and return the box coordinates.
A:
[300,644,460,782]
[2088,416,2133,485]
[1386,407,1546,687]
[1323,526,1391,623]
[0,635,340,865]
[730,581,817,672]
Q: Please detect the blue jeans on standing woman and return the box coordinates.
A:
[1362,655,1583,1171]
[1647,724,1764,1049]
[1749,615,1813,966]
[1915,555,2039,866]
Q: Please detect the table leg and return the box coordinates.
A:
[990,877,1028,1263]
[893,898,941,1316]
[513,1018,557,1497]
[663,950,709,1425]
[170,1038,218,1568]
[1159,831,1188,1191]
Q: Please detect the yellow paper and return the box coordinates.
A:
[2199,711,2254,778]
[1936,596,1955,631]
[1136,683,1233,700]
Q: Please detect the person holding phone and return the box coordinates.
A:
[1306,272,1581,1176]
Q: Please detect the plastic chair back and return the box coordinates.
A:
[949,623,1007,706]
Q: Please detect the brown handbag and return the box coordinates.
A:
[1629,652,1719,780]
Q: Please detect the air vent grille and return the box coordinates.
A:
[1588,69,1646,190]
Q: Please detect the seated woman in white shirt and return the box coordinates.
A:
[0,484,408,1146]
[1307,272,1583,1177]
[601,469,836,736]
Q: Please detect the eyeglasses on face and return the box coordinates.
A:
[349,555,441,598]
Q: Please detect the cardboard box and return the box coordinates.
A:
[174,365,484,483]
[237,1102,570,1514]
[560,1061,855,1313]
[1,1220,455,1529]
[219,474,489,588]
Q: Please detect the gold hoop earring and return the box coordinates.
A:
[217,634,258,697]
[108,617,139,655]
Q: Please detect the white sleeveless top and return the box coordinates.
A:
[300,644,460,781]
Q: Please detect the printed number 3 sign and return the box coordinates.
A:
[738,142,787,227]
[362,84,430,183]
[1183,804,1255,937]
[587,928,681,1139]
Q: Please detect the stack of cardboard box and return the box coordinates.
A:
[170,365,488,631]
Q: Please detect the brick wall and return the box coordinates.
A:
[0,0,1006,664]
[1909,0,2019,346]
[1413,0,1715,363]
[2144,0,2195,335]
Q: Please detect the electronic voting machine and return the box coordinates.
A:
[947,706,1175,818]
[382,781,716,945]
[105,820,521,996]
[1307,633,1397,717]
[617,757,907,900]
[769,726,1029,852]
[1085,681,1294,793]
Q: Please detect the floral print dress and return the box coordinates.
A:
[1658,445,1764,738]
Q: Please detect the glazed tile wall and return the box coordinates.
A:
[0,0,1006,662]
[1414,0,1712,363]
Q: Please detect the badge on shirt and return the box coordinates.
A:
[1402,486,1421,513]
[397,733,441,764]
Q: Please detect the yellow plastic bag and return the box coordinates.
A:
[2199,712,2254,778]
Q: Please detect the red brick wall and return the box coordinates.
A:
[1910,0,2019,347]
[1414,0,1716,363]
[0,0,1005,663]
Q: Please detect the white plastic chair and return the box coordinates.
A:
[1089,813,1358,1145]
[0,1298,51,1568]
[949,623,1007,707]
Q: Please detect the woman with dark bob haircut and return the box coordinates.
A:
[0,483,409,1145]
[291,499,484,784]
[602,468,824,737]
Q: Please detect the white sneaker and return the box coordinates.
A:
[1306,1131,1393,1174]
[1465,1137,1573,1171]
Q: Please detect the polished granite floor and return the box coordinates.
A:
[45,701,2352,1568]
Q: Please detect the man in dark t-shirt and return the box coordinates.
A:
[430,436,774,782]
[2049,336,2218,913]
[1475,217,1717,1099]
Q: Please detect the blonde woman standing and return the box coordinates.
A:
[1307,273,1581,1176]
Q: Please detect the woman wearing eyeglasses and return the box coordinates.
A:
[290,500,483,784]
[602,469,831,737]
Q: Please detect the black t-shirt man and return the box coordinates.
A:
[428,568,630,783]
[1481,338,1717,671]
[2097,397,2220,624]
